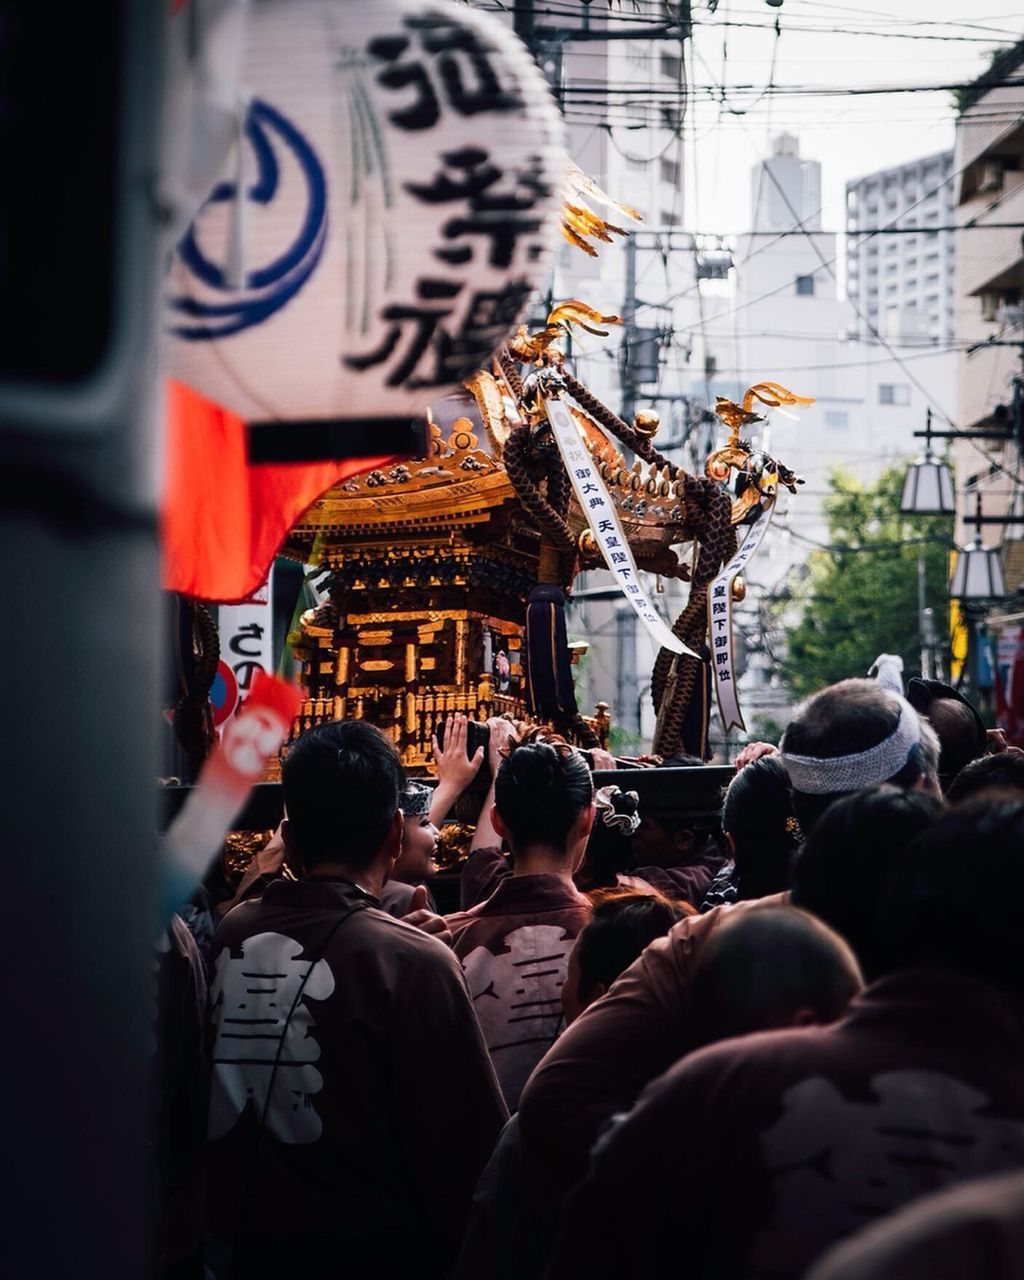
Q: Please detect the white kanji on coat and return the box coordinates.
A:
[751,1070,1024,1275]
[461,923,572,1107]
[209,931,335,1143]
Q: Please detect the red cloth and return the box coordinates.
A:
[994,628,1024,748]
[162,380,396,603]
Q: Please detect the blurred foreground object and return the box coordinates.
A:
[0,2,166,1274]
[163,672,302,894]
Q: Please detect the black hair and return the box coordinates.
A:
[790,785,942,979]
[907,678,987,792]
[721,756,801,900]
[581,790,641,888]
[494,739,594,850]
[689,905,863,1047]
[925,698,987,790]
[880,797,1024,994]
[282,720,404,872]
[946,752,1024,804]
[781,679,926,834]
[575,890,689,996]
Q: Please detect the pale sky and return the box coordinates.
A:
[675,0,1024,237]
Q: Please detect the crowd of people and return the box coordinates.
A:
[156,667,1024,1280]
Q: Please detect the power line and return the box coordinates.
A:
[559,75,1024,100]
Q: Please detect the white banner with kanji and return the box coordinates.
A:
[545,395,694,658]
[708,501,775,732]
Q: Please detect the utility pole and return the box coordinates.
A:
[0,3,164,1273]
[513,0,536,50]
[616,603,641,737]
[622,234,639,425]
[917,554,933,680]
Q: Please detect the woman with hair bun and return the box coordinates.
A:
[444,726,596,1109]
[701,754,803,911]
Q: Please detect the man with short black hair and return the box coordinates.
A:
[946,750,1024,803]
[906,676,988,792]
[688,905,863,1047]
[205,720,507,1280]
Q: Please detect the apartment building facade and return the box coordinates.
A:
[846,151,956,348]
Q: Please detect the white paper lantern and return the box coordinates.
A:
[165,0,564,439]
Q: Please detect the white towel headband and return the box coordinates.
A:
[780,697,922,795]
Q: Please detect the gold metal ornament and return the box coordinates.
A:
[561,160,642,257]
[706,381,812,523]
[633,410,661,440]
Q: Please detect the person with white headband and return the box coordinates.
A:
[778,678,940,835]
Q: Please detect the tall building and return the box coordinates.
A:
[750,133,822,232]
[845,151,956,347]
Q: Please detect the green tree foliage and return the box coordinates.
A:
[782,466,950,699]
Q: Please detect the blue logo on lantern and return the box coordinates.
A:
[168,98,327,340]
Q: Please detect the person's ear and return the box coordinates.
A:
[383,810,404,867]
[724,830,737,858]
[491,804,510,844]
[789,1007,817,1028]
[569,803,597,872]
[280,818,296,860]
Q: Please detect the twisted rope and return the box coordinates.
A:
[496,349,525,399]
[504,426,576,572]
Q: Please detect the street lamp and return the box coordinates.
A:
[950,495,1008,601]
[901,407,1017,517]
[900,412,955,515]
[949,492,1011,712]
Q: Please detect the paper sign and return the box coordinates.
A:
[708,500,776,732]
[545,395,695,658]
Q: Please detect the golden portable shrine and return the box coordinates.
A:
[279,312,810,767]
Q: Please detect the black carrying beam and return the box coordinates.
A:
[247,416,429,464]
[158,765,735,834]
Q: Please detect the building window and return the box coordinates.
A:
[661,209,679,226]
[795,275,815,296]
[661,51,681,79]
[660,156,680,187]
[825,410,849,429]
[879,383,910,406]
